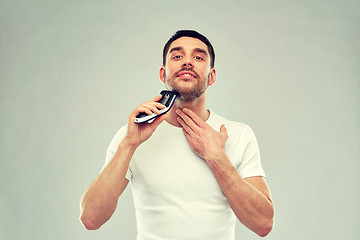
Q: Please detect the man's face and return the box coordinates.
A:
[160,37,215,102]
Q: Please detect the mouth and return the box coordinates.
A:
[177,71,197,79]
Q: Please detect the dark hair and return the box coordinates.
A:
[162,30,215,68]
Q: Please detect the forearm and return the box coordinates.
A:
[206,153,274,237]
[80,138,137,230]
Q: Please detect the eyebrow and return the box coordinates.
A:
[193,48,208,56]
[169,46,208,56]
[169,46,183,54]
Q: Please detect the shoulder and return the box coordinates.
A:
[108,124,128,149]
[208,110,253,135]
[208,110,258,147]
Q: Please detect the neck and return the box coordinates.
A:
[166,91,209,127]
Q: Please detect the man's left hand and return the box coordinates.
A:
[176,108,228,162]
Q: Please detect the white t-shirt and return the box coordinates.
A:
[104,110,265,240]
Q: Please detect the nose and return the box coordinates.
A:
[182,57,193,67]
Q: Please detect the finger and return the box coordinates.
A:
[220,124,227,133]
[128,94,165,122]
[141,103,162,115]
[144,100,166,109]
[141,96,166,112]
[177,116,194,136]
[136,99,166,116]
[176,109,200,130]
[181,108,206,128]
[136,106,154,115]
[151,94,163,102]
[154,102,166,109]
[182,127,192,142]
[129,106,151,121]
[220,124,228,139]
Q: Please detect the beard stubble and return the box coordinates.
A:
[164,67,211,102]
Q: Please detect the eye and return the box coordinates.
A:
[172,55,182,60]
[194,56,204,61]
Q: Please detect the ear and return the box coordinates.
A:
[207,68,216,86]
[159,66,166,84]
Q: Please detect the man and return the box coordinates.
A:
[80,30,274,239]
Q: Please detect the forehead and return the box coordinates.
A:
[168,37,209,54]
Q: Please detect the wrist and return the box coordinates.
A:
[122,136,140,152]
[205,150,228,165]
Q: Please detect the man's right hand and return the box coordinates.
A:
[125,94,168,147]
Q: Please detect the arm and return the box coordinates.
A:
[206,155,274,237]
[80,95,168,230]
[176,108,274,237]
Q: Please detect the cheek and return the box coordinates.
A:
[166,65,178,78]
[200,67,211,78]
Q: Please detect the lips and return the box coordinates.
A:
[178,71,196,78]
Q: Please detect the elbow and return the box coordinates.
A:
[80,214,101,230]
[256,202,275,237]
[256,219,274,237]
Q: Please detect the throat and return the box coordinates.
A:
[165,101,210,127]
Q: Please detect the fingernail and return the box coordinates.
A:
[176,109,181,114]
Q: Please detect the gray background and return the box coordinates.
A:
[1,0,359,239]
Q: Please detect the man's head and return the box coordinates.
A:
[160,30,216,102]
[162,30,215,68]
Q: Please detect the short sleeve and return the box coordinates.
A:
[101,125,133,180]
[237,125,265,179]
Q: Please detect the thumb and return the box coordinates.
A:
[220,124,228,137]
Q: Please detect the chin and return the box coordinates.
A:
[165,80,206,101]
[175,88,206,102]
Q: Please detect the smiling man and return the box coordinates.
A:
[80,30,274,239]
